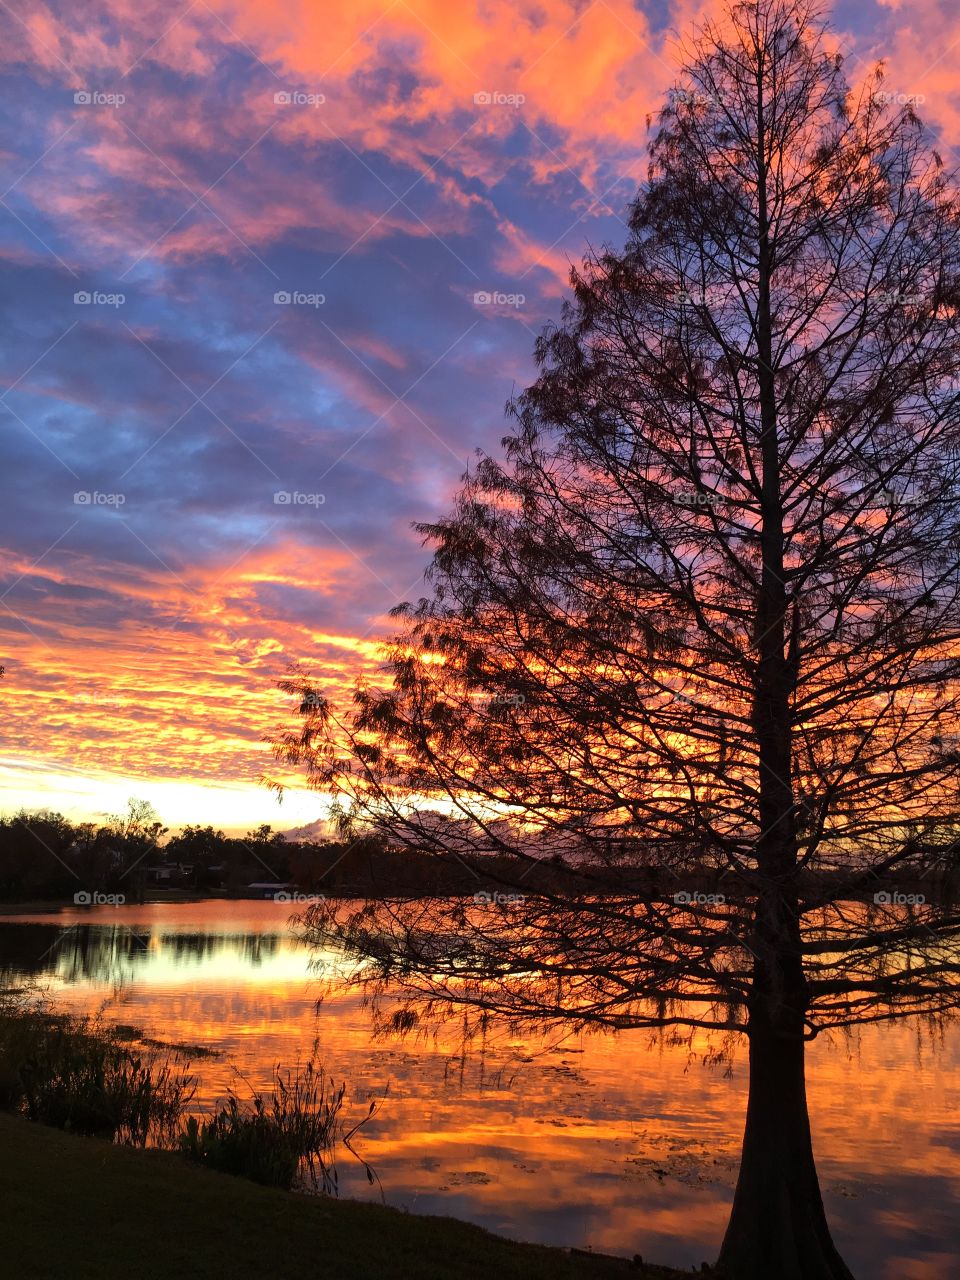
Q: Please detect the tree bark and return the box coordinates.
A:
[716,885,855,1280]
[717,933,856,1280]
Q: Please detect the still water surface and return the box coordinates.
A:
[1,899,957,1280]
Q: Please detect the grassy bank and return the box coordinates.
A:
[0,1112,702,1279]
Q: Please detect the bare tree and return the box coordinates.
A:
[273,3,960,1275]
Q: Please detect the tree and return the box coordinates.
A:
[101,797,166,892]
[167,824,228,858]
[0,810,77,900]
[273,2,960,1275]
[106,798,165,848]
[245,823,286,849]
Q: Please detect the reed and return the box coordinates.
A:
[0,992,194,1145]
[178,1057,379,1192]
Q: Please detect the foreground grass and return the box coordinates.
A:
[0,1113,702,1279]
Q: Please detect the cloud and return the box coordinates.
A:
[0,0,950,817]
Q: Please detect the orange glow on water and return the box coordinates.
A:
[2,899,957,1279]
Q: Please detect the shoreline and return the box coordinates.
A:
[0,1111,706,1279]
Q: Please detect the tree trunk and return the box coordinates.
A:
[715,42,854,1280]
[716,1012,855,1279]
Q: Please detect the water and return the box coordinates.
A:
[0,899,957,1279]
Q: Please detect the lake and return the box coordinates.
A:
[1,898,957,1279]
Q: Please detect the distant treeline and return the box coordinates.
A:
[4,803,960,905]
[0,803,389,901]
[0,804,287,901]
[0,802,565,902]
[0,803,701,902]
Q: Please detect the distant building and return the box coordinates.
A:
[246,881,295,899]
[145,861,194,886]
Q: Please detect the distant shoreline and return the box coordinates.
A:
[1,867,956,917]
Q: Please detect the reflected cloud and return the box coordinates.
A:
[0,898,957,1279]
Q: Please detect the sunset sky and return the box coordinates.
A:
[2,0,958,831]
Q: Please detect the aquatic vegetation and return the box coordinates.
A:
[179,1057,379,1192]
[0,994,194,1145]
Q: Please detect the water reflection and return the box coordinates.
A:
[2,923,283,985]
[0,899,957,1280]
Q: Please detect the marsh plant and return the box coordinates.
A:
[178,1057,380,1191]
[0,989,379,1192]
[0,993,193,1145]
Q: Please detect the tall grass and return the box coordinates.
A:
[0,991,194,1145]
[0,989,379,1192]
[179,1058,379,1192]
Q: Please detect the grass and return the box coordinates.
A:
[0,1111,704,1280]
[0,999,375,1193]
[0,997,712,1277]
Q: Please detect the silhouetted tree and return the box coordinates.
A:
[0,811,77,899]
[166,824,227,858]
[244,823,286,849]
[274,3,960,1275]
[100,797,166,893]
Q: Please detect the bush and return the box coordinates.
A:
[0,990,378,1193]
[179,1097,300,1188]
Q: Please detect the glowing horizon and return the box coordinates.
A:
[0,753,333,834]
